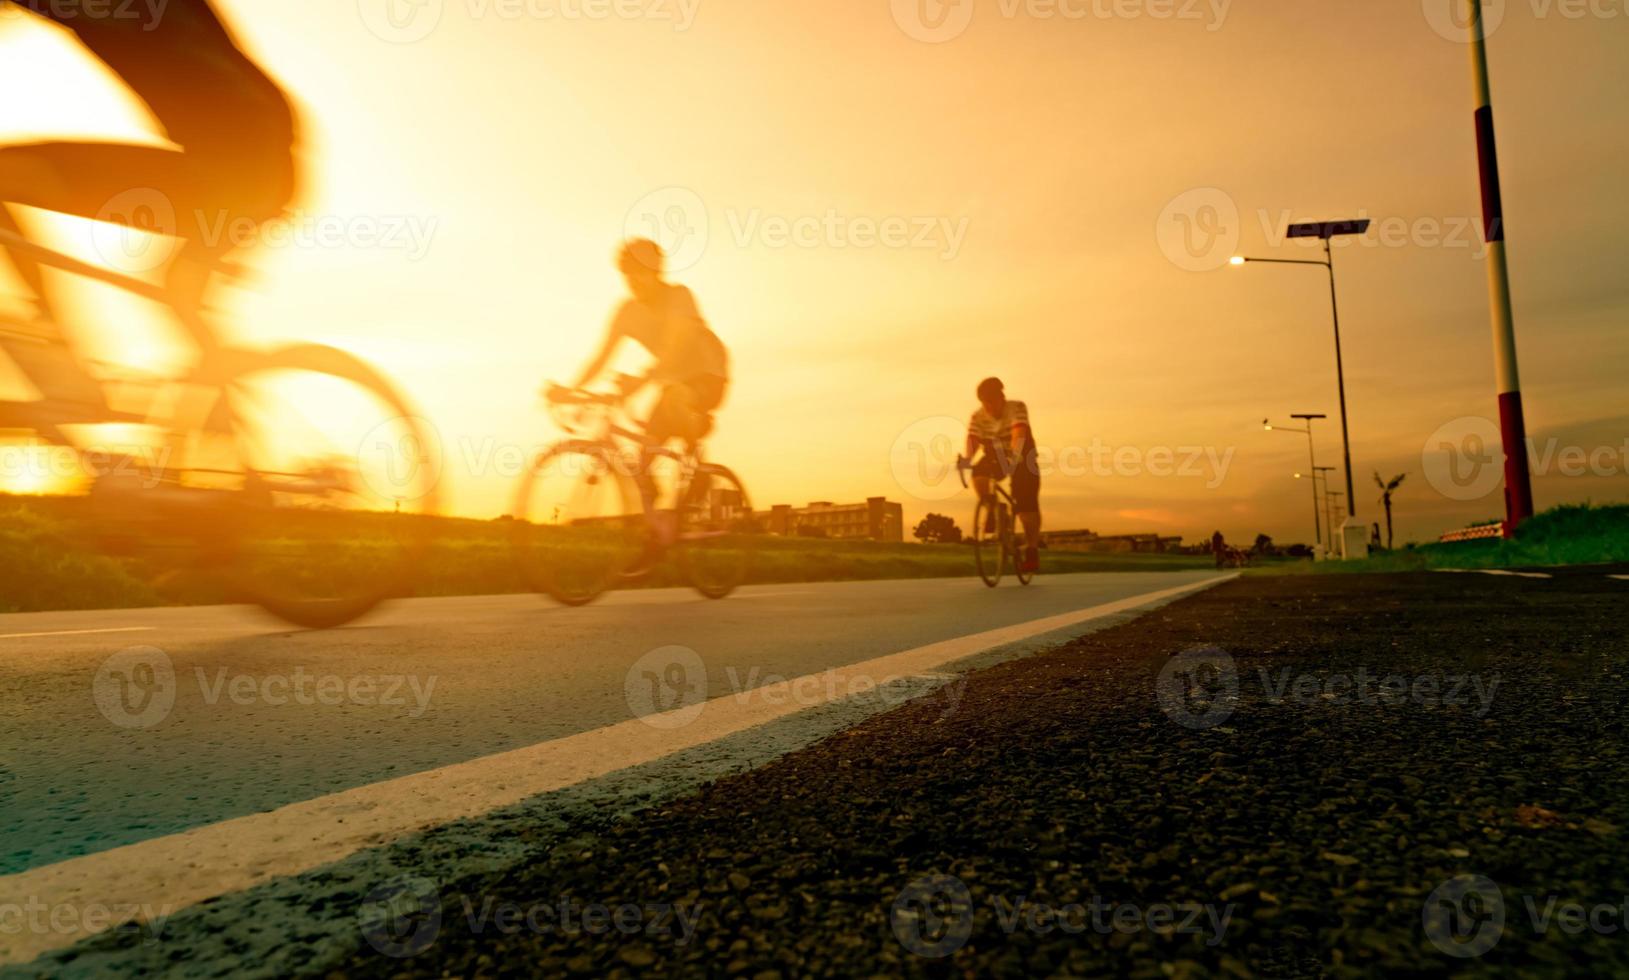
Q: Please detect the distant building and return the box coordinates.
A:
[759,497,904,543]
[1041,529,1183,554]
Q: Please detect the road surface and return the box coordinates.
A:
[0,571,1229,974]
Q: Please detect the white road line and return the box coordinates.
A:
[0,573,1235,967]
[1434,569,1552,579]
[0,626,154,640]
[1611,575,1629,582]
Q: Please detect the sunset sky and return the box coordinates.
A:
[0,0,1624,545]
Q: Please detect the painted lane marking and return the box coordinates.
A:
[0,626,154,640]
[1434,569,1552,579]
[0,574,1236,967]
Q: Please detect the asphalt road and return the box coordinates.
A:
[0,571,1223,879]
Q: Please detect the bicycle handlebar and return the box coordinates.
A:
[956,454,971,489]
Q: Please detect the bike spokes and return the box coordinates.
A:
[677,464,755,600]
[973,497,1005,588]
[211,347,439,627]
[513,446,643,605]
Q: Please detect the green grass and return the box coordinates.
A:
[1273,503,1629,575]
[0,494,1213,613]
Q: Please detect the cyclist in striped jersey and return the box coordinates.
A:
[964,377,1042,574]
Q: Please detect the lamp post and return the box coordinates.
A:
[1463,0,1535,533]
[1269,413,1328,553]
[1311,466,1338,554]
[1232,218,1369,521]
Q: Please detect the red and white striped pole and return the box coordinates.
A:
[1466,0,1535,534]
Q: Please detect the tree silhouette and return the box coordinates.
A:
[1252,533,1275,556]
[913,513,963,544]
[1374,471,1407,549]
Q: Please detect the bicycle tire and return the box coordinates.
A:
[973,496,1005,588]
[210,344,440,629]
[512,441,642,606]
[676,463,755,600]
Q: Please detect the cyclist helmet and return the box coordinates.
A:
[618,238,666,277]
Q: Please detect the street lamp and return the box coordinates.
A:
[1269,414,1328,553]
[1232,218,1370,522]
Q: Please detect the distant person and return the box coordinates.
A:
[551,238,730,570]
[964,377,1041,574]
[0,0,299,422]
[1212,530,1226,569]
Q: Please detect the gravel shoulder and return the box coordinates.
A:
[334,572,1629,979]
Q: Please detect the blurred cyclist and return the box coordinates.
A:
[0,0,299,419]
[965,377,1042,574]
[552,238,730,571]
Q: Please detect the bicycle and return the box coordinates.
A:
[510,383,756,605]
[957,455,1035,588]
[0,228,440,628]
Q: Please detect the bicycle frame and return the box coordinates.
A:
[0,228,299,469]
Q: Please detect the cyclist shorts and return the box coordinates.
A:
[647,373,728,444]
[972,447,1041,513]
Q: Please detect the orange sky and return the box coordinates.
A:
[0,0,1624,545]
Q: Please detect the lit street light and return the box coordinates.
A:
[1268,414,1328,556]
[1233,218,1370,530]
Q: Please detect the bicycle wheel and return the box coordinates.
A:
[676,463,755,600]
[972,496,1005,588]
[203,344,440,629]
[512,442,644,605]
